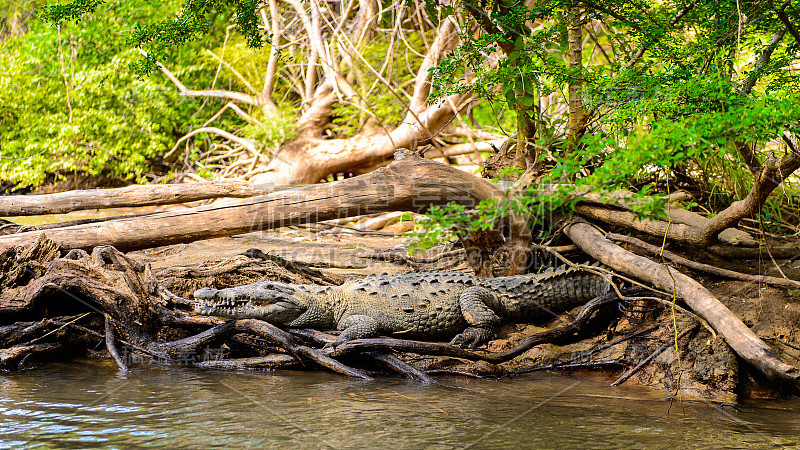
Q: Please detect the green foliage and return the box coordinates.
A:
[0,48,182,186]
[0,0,256,188]
[421,0,800,236]
[41,0,266,75]
[412,196,508,251]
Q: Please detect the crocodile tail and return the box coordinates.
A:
[540,262,612,300]
[507,263,612,320]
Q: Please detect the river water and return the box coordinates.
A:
[0,360,797,449]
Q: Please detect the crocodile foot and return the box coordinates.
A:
[450,327,494,348]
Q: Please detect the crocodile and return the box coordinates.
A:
[193,265,611,348]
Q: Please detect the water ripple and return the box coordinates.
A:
[0,361,796,449]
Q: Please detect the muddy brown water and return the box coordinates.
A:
[1,359,798,448]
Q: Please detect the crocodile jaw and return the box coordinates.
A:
[193,287,307,323]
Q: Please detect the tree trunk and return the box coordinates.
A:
[566,5,589,150]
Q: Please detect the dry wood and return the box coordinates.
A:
[252,19,463,185]
[574,204,733,247]
[706,244,800,260]
[0,180,268,216]
[564,221,800,386]
[151,319,372,379]
[698,153,800,245]
[607,233,800,289]
[369,352,433,383]
[664,208,757,247]
[574,189,756,247]
[0,343,62,369]
[0,156,530,276]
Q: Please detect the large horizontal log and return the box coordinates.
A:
[0,180,269,216]
[0,155,504,252]
[564,221,800,387]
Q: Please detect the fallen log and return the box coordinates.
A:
[564,221,800,387]
[573,204,755,247]
[0,180,269,216]
[0,154,530,276]
[551,187,755,247]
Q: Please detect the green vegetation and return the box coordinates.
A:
[414,0,800,245]
[0,0,264,189]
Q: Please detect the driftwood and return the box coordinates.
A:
[0,234,782,398]
[0,156,797,390]
[105,314,128,372]
[0,155,531,276]
[574,205,749,247]
[0,239,649,383]
[0,180,269,216]
[564,221,800,387]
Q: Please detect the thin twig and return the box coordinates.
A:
[27,313,92,345]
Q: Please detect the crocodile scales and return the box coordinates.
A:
[193,265,611,348]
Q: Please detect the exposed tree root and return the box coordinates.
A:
[105,314,128,372]
[564,221,800,388]
[0,238,636,384]
[0,343,63,369]
[0,232,772,397]
[607,233,800,289]
[1,177,797,398]
[0,180,268,216]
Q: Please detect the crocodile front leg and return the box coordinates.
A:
[450,286,501,348]
[333,314,379,346]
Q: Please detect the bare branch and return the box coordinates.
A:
[205,49,257,95]
[742,25,787,95]
[166,127,257,160]
[463,0,515,55]
[258,3,281,109]
[141,48,258,106]
[775,1,800,46]
[408,18,457,115]
[202,102,264,129]
[699,152,800,244]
